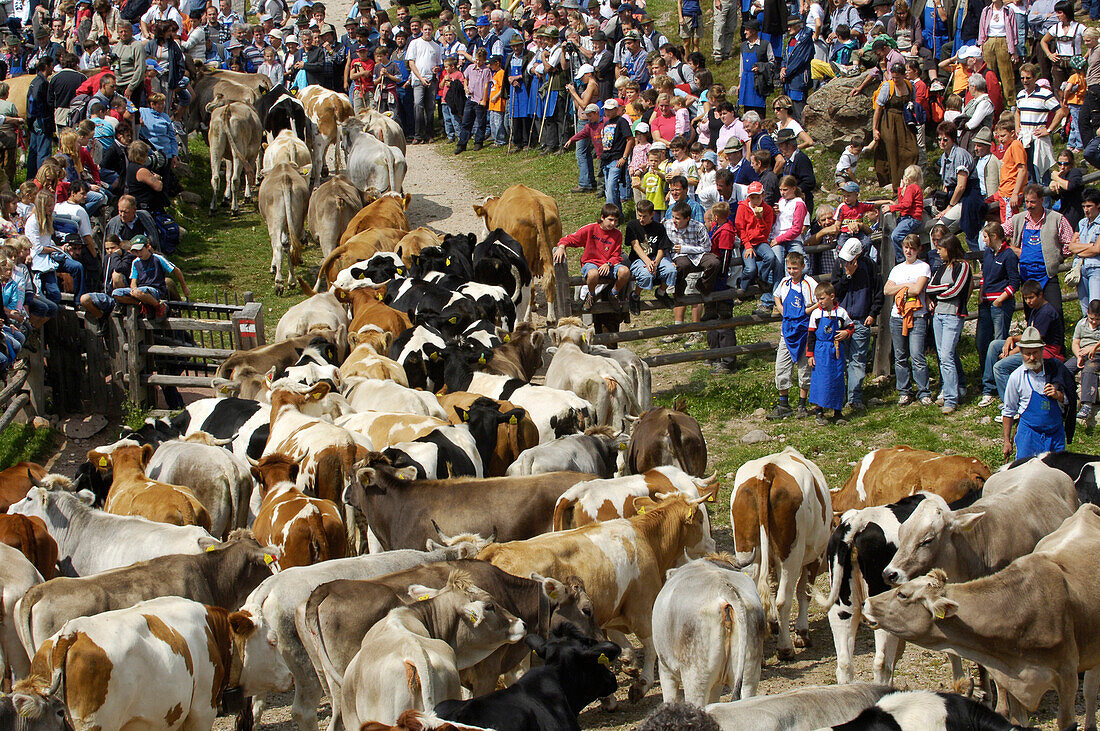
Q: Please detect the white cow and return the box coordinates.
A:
[8,487,215,576]
[545,319,640,432]
[653,556,765,706]
[730,447,832,659]
[274,292,350,349]
[344,117,407,193]
[342,377,448,418]
[0,544,42,682]
[262,128,312,178]
[360,108,407,154]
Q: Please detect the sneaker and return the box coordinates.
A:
[454,147,465,155]
[935,393,945,406]
[898,394,913,406]
[795,404,809,418]
[920,396,934,406]
[1078,404,1094,421]
[941,405,957,415]
[977,394,997,408]
[654,288,673,306]
[767,404,793,420]
[833,414,848,425]
[661,331,684,343]
[815,412,830,425]
[581,293,595,312]
[847,401,865,413]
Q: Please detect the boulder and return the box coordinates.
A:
[803,74,876,152]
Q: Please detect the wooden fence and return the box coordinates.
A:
[39,291,264,414]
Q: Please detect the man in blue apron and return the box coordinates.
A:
[1001,326,1077,460]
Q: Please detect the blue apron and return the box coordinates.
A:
[532,74,558,119]
[781,282,810,363]
[1015,371,1066,459]
[739,42,766,110]
[809,311,847,410]
[509,56,535,118]
[1019,222,1049,288]
[923,4,949,60]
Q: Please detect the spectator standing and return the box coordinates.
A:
[779,15,813,119]
[872,62,918,189]
[456,47,491,153]
[1014,63,1065,185]
[1001,325,1074,460]
[768,250,818,419]
[807,281,854,424]
[406,19,442,144]
[1008,183,1070,322]
[25,59,53,181]
[113,21,148,104]
[884,234,932,405]
[927,234,972,413]
[834,237,883,411]
[1070,188,1100,315]
[976,222,1020,385]
[738,19,773,119]
[599,98,634,210]
[979,0,1017,100]
[564,102,603,193]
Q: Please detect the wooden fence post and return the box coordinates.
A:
[124,307,146,406]
[553,262,573,322]
[232,301,265,350]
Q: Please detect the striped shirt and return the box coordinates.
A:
[1016,85,1060,133]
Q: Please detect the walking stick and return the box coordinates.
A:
[538,76,552,150]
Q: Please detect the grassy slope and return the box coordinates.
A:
[0,424,54,469]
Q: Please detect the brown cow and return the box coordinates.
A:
[340,192,411,245]
[207,98,263,215]
[0,513,57,579]
[89,441,212,530]
[473,185,562,319]
[300,85,354,173]
[395,227,444,265]
[625,400,707,477]
[831,446,990,515]
[250,454,346,568]
[259,161,310,294]
[484,322,545,381]
[185,66,272,135]
[308,174,364,257]
[212,330,344,398]
[437,393,539,477]
[0,462,47,512]
[316,227,406,290]
[333,285,411,338]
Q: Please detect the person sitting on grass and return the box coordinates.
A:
[807,281,854,425]
[625,199,676,314]
[552,204,631,313]
[110,235,190,321]
[768,250,819,419]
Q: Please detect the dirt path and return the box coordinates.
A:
[402,142,487,234]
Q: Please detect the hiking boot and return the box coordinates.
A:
[581,292,595,312]
[654,287,673,306]
[795,403,809,418]
[570,186,596,193]
[833,414,848,425]
[752,305,773,317]
[660,332,683,343]
[767,404,793,420]
[920,396,934,407]
[977,394,997,408]
[935,392,945,406]
[815,412,830,425]
[847,401,866,413]
[1078,404,1094,421]
[473,142,483,151]
[941,405,957,415]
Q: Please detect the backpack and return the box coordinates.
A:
[152,211,180,255]
[119,0,152,21]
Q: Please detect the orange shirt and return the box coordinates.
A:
[996,139,1027,199]
[488,68,505,113]
[1066,72,1086,106]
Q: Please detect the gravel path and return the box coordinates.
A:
[402,142,487,235]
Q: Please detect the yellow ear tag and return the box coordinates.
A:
[597,653,610,667]
[509,415,518,424]
[445,257,451,266]
[206,545,217,552]
[449,316,458,324]
[376,292,384,301]
[707,495,716,502]
[637,506,647,515]
[478,355,486,364]
[581,334,587,344]
[220,386,230,394]
[430,352,439,361]
[618,443,627,451]
[503,334,510,342]
[467,611,479,622]
[264,554,275,565]
[418,594,431,601]
[933,607,945,619]
[548,589,560,601]
[98,457,107,467]
[312,392,323,400]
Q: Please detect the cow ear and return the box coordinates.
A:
[927,596,959,620]
[75,490,95,506]
[288,463,300,483]
[462,601,486,627]
[426,539,445,551]
[333,287,349,302]
[265,366,277,385]
[472,204,484,217]
[403,193,411,209]
[408,584,441,602]
[88,449,109,471]
[630,495,655,516]
[950,511,984,532]
[356,467,378,488]
[525,633,548,657]
[140,444,154,467]
[228,610,256,637]
[211,377,237,396]
[308,381,332,400]
[532,573,565,604]
[499,408,524,425]
[454,406,471,423]
[11,693,45,720]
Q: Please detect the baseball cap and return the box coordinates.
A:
[583,103,600,114]
[577,63,595,76]
[746,181,763,196]
[129,235,149,251]
[958,44,981,60]
[840,181,860,193]
[286,34,299,44]
[489,54,503,64]
[146,59,165,72]
[602,98,619,110]
[260,13,273,22]
[838,238,863,262]
[650,140,668,151]
[225,38,242,50]
[475,15,490,25]
[1018,326,1044,349]
[634,121,650,133]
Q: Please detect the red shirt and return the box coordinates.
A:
[734,200,775,248]
[889,183,923,219]
[350,58,375,94]
[558,222,624,266]
[836,201,875,235]
[710,220,735,252]
[76,70,113,97]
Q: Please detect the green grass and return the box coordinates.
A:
[0,423,54,470]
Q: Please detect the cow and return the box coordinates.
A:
[652,555,765,707]
[820,491,982,686]
[343,377,447,418]
[255,84,311,143]
[0,461,47,512]
[259,161,309,294]
[1003,450,1100,507]
[626,401,707,476]
[391,324,448,391]
[238,541,485,729]
[340,191,412,245]
[483,322,545,382]
[146,433,253,539]
[825,690,1031,731]
[14,532,276,655]
[436,393,538,477]
[459,283,516,333]
[207,98,263,215]
[338,412,450,449]
[704,684,893,731]
[309,174,364,257]
[380,424,487,480]
[0,513,56,580]
[335,285,412,338]
[398,228,446,266]
[590,344,652,411]
[0,543,42,682]
[87,441,211,530]
[121,396,278,463]
[185,66,272,136]
[0,692,65,730]
[338,571,526,728]
[551,466,719,531]
[250,454,346,569]
[10,597,251,731]
[347,464,595,552]
[213,331,345,399]
[545,318,640,432]
[262,128,312,177]
[478,493,716,702]
[883,458,1078,586]
[315,227,408,290]
[466,230,533,324]
[300,85,354,173]
[831,446,990,515]
[296,559,601,726]
[360,107,407,153]
[334,253,409,290]
[341,328,410,384]
[730,447,832,660]
[473,185,562,320]
[507,427,629,478]
[434,624,623,731]
[344,116,407,193]
[275,291,351,350]
[864,504,1100,730]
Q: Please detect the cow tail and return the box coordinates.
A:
[552,498,573,531]
[755,463,776,623]
[723,599,750,701]
[284,187,302,266]
[314,247,343,291]
[225,110,255,184]
[404,660,422,703]
[667,416,688,474]
[15,594,36,658]
[306,510,327,564]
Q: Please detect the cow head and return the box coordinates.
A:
[454,401,525,472]
[349,325,393,356]
[228,606,293,696]
[442,233,477,263]
[525,622,622,701]
[530,572,602,640]
[472,199,498,225]
[249,454,299,495]
[205,530,281,600]
[884,494,984,586]
[549,317,593,350]
[427,520,495,554]
[637,494,716,562]
[211,365,267,400]
[9,672,69,731]
[864,568,956,640]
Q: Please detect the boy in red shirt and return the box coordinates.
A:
[835,181,876,259]
[348,44,375,114]
[553,204,631,312]
[735,181,780,313]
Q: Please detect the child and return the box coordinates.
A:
[1069,299,1100,421]
[641,147,669,222]
[626,199,676,308]
[15,182,35,229]
[111,236,190,321]
[1063,55,1087,153]
[552,204,631,313]
[875,164,924,264]
[258,46,286,90]
[834,134,867,186]
[768,251,819,419]
[347,44,375,114]
[695,150,719,207]
[834,181,875,258]
[487,55,506,147]
[677,0,703,55]
[829,24,859,69]
[8,236,55,325]
[439,57,465,142]
[629,124,654,201]
[995,119,1027,223]
[807,281,854,424]
[666,136,699,192]
[372,46,400,115]
[977,222,1020,379]
[672,96,692,139]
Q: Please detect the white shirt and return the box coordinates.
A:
[774,276,819,308]
[406,36,442,85]
[888,259,932,316]
[1002,366,1058,418]
[141,5,185,31]
[988,5,1007,36]
[53,201,94,239]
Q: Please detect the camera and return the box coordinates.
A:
[148,149,167,170]
[564,41,577,52]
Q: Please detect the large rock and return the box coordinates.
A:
[803,74,875,152]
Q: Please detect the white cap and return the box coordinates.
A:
[838,237,863,262]
[577,63,594,76]
[583,103,600,114]
[286,34,299,44]
[634,121,650,133]
[958,44,981,59]
[602,98,619,110]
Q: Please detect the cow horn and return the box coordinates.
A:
[27,468,44,488]
[488,526,498,543]
[431,519,447,540]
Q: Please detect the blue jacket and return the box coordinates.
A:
[981,244,1022,299]
[782,28,814,95]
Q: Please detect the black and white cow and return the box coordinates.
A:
[827,691,1031,731]
[1003,451,1100,506]
[471,229,532,322]
[390,324,448,390]
[255,85,311,145]
[459,282,517,331]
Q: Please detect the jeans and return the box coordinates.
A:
[489,110,505,145]
[891,215,923,264]
[26,294,57,319]
[457,101,486,149]
[1067,355,1100,404]
[602,161,631,210]
[1069,104,1084,150]
[1078,259,1100,315]
[629,257,677,289]
[976,298,1014,376]
[932,312,966,407]
[1087,0,1100,20]
[37,256,86,303]
[575,121,594,190]
[26,127,52,181]
[412,79,437,142]
[85,189,108,217]
[441,103,459,140]
[983,337,1022,398]
[890,315,930,398]
[740,242,781,307]
[846,321,871,405]
[99,167,121,194]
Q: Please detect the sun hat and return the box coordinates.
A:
[1018,326,1044,349]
